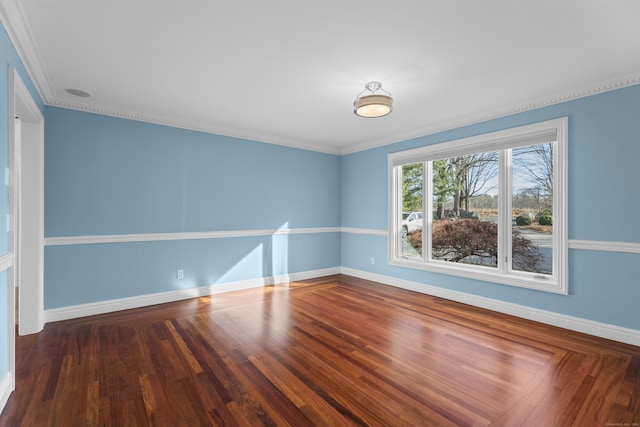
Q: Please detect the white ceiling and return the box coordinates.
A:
[2,1,639,154]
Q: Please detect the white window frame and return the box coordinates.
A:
[388,118,568,294]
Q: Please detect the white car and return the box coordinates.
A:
[402,211,423,236]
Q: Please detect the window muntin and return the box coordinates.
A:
[388,118,568,294]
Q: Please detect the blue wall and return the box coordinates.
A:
[1,22,44,385]
[44,107,341,307]
[45,108,341,236]
[341,85,640,330]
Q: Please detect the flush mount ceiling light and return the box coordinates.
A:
[353,81,393,118]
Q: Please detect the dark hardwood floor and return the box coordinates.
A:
[1,274,639,426]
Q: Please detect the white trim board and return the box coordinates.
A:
[0,253,15,417]
[0,372,13,417]
[340,267,640,347]
[44,227,342,246]
[342,228,640,256]
[44,229,640,256]
[0,254,13,272]
[340,227,387,236]
[568,239,640,254]
[45,267,340,323]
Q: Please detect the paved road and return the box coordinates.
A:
[518,229,552,248]
[517,229,552,273]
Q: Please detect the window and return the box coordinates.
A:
[388,118,568,294]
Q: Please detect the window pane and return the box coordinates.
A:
[431,154,498,268]
[511,143,553,275]
[401,163,423,258]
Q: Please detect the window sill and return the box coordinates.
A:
[388,257,568,295]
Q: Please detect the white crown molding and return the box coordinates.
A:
[44,267,340,323]
[0,0,52,102]
[46,98,342,155]
[50,73,640,157]
[340,73,640,155]
[340,267,640,347]
[0,0,336,155]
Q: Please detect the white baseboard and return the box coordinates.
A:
[0,372,13,417]
[45,267,341,323]
[341,267,640,347]
[43,265,640,347]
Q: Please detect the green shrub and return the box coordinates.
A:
[535,209,553,220]
[538,215,552,226]
[515,215,532,226]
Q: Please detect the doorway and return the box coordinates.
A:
[7,67,45,383]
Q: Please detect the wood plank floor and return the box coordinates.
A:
[1,274,639,426]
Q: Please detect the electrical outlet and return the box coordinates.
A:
[371,257,375,265]
[176,269,184,279]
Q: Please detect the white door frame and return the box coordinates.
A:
[8,67,44,350]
